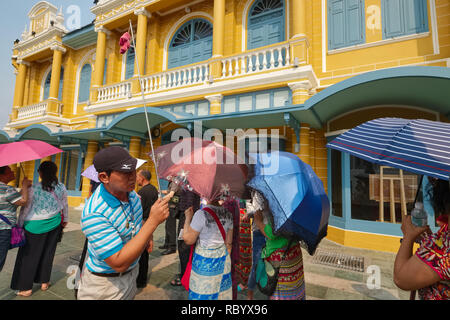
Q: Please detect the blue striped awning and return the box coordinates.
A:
[326,118,450,180]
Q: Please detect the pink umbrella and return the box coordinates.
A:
[0,140,62,167]
[153,138,248,202]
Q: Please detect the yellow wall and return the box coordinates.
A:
[327,225,420,253]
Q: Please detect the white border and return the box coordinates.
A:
[40,65,52,101]
[73,49,96,115]
[162,12,214,71]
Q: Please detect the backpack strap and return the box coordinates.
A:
[0,214,12,226]
[202,207,226,243]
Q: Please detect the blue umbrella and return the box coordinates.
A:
[247,151,330,255]
[326,118,450,180]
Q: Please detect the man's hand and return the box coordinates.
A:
[22,178,31,189]
[185,207,194,220]
[149,191,174,225]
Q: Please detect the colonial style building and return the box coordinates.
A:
[3,0,450,252]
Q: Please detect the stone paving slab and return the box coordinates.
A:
[0,208,412,300]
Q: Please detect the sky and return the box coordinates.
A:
[0,0,95,129]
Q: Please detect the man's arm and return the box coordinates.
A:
[11,179,31,207]
[104,193,173,273]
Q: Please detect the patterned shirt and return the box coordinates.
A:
[81,184,143,273]
[20,182,68,223]
[0,182,22,230]
[415,224,450,300]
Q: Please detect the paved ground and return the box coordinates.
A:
[0,208,411,300]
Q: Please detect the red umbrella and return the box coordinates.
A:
[153,138,248,202]
[0,140,63,172]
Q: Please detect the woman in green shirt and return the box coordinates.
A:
[253,190,306,300]
[11,161,68,297]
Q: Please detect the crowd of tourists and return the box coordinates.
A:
[0,145,448,300]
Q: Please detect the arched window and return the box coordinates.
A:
[247,0,285,50]
[78,64,92,103]
[168,19,213,69]
[125,47,135,79]
[43,67,64,100]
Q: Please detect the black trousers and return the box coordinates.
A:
[11,226,61,291]
[177,213,191,277]
[164,208,177,250]
[136,250,149,285]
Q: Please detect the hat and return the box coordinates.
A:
[93,146,138,173]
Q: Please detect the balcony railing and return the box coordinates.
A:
[17,101,48,120]
[93,42,299,104]
[97,81,132,102]
[221,43,291,79]
[140,62,210,94]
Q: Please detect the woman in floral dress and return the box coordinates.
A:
[394,178,449,300]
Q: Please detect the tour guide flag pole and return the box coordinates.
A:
[127,19,162,196]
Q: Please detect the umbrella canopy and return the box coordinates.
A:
[0,140,62,167]
[326,118,450,180]
[153,137,248,202]
[81,159,148,183]
[247,151,330,255]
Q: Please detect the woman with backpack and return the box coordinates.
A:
[182,197,234,300]
[11,161,68,297]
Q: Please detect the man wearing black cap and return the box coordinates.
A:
[77,146,173,300]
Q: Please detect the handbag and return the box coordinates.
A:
[181,207,227,291]
[0,214,26,249]
[256,238,294,296]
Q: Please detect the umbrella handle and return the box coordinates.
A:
[19,163,27,179]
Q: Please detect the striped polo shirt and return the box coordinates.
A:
[0,182,22,230]
[81,183,143,273]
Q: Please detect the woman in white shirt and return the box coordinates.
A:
[183,198,233,300]
[11,161,68,297]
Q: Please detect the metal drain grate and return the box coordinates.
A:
[311,250,365,272]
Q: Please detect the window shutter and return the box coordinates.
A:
[103,59,107,85]
[404,0,428,35]
[383,0,405,38]
[346,0,364,45]
[78,64,92,103]
[125,48,135,79]
[328,0,346,49]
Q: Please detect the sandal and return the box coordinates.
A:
[170,276,182,286]
[41,283,51,291]
[17,290,32,297]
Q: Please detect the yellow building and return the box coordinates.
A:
[3,0,450,253]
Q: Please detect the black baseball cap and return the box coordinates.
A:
[93,146,138,173]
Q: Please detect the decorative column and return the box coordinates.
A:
[291,0,307,39]
[309,129,316,170]
[12,60,30,120]
[290,0,308,64]
[81,141,99,201]
[47,44,66,116]
[147,15,160,74]
[211,0,225,79]
[129,137,141,159]
[299,124,311,165]
[92,26,111,102]
[315,130,328,194]
[288,81,312,105]
[206,94,223,115]
[134,8,151,76]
